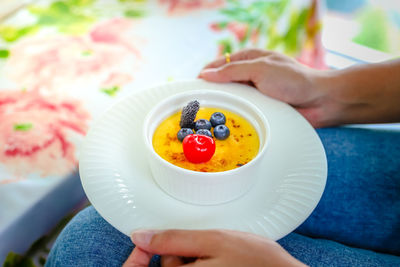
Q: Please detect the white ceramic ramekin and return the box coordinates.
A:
[143,89,270,205]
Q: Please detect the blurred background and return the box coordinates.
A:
[0,0,399,266]
[323,0,400,64]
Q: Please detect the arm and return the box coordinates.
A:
[199,49,400,128]
[317,60,400,126]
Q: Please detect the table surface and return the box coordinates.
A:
[0,0,394,262]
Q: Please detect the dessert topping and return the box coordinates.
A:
[210,112,226,127]
[196,129,213,138]
[194,119,212,131]
[179,100,200,128]
[213,124,230,140]
[177,128,194,142]
[182,134,215,163]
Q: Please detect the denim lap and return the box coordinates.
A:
[46,206,400,267]
[296,127,400,255]
[46,206,161,267]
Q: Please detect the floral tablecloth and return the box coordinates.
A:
[0,0,322,261]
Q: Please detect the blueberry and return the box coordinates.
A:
[196,129,213,138]
[210,112,226,127]
[213,125,230,140]
[177,128,194,142]
[194,119,212,131]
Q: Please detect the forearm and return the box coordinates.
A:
[316,59,400,125]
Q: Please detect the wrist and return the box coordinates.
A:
[307,69,348,126]
[311,62,400,125]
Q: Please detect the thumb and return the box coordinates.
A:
[199,59,262,83]
[131,229,219,257]
[123,247,153,267]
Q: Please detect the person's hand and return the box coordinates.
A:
[199,48,334,128]
[123,229,306,267]
[199,48,400,127]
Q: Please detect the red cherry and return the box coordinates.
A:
[182,134,216,163]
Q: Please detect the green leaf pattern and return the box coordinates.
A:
[213,0,312,56]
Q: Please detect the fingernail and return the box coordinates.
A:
[131,230,158,246]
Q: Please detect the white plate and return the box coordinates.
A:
[79,80,327,240]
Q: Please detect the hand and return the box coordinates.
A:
[199,49,333,128]
[199,48,400,127]
[123,229,306,267]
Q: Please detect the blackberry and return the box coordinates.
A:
[179,100,200,128]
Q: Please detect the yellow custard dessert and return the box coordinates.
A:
[152,107,260,172]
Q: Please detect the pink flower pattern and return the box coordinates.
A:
[5,18,139,91]
[211,22,249,42]
[0,90,90,178]
[159,0,225,15]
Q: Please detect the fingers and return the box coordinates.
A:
[199,59,263,83]
[202,48,271,70]
[123,247,153,267]
[295,107,326,128]
[131,229,222,257]
[161,255,185,267]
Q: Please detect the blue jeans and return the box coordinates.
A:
[46,127,400,266]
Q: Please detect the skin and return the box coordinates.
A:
[124,49,400,266]
[123,229,306,267]
[199,49,400,128]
